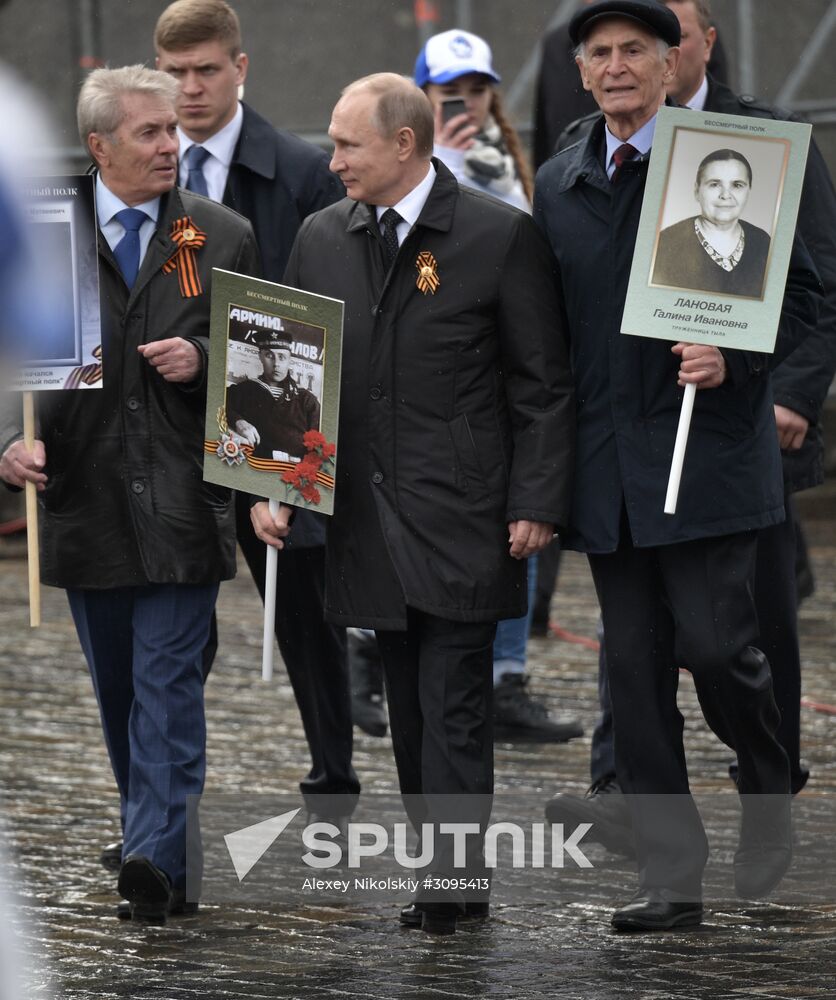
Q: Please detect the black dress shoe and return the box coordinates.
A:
[418,901,466,936]
[611,889,703,932]
[545,775,635,858]
[117,855,173,925]
[116,888,199,921]
[399,900,489,928]
[493,673,583,743]
[734,795,792,899]
[99,841,123,873]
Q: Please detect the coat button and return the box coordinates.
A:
[370,387,381,400]
[126,397,139,411]
[371,472,384,484]
[131,479,145,494]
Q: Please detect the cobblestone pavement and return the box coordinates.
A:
[0,511,834,1000]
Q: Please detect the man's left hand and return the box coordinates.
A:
[774,404,809,451]
[138,338,202,382]
[672,342,727,389]
[508,520,554,560]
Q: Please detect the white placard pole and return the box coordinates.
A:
[261,498,279,681]
[664,382,696,515]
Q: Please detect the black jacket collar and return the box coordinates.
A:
[555,99,680,194]
[231,102,277,181]
[344,158,458,236]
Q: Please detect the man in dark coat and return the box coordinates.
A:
[0,66,259,923]
[547,0,836,848]
[154,0,359,823]
[533,0,822,931]
[252,72,575,935]
[532,0,727,167]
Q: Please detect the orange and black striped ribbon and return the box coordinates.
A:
[63,344,103,389]
[203,439,335,489]
[162,217,207,298]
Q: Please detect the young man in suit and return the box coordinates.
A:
[153,0,359,831]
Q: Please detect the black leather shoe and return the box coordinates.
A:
[99,841,123,873]
[400,900,489,928]
[611,889,703,932]
[493,673,583,743]
[419,901,466,936]
[116,888,199,921]
[545,775,635,858]
[734,795,792,900]
[117,855,173,925]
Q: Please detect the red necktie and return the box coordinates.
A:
[611,142,638,182]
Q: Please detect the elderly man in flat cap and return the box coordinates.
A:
[533,0,821,931]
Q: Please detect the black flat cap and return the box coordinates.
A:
[569,0,681,48]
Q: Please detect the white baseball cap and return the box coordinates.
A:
[414,29,501,87]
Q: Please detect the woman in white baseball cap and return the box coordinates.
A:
[415,28,532,212]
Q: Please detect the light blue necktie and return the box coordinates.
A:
[185,145,210,197]
[112,208,148,288]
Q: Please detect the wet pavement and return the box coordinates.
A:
[0,503,834,999]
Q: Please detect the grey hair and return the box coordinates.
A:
[574,36,671,63]
[77,65,179,147]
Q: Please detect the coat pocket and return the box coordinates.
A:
[448,413,492,501]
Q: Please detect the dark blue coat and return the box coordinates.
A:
[533,116,822,554]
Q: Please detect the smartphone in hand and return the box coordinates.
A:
[441,97,467,124]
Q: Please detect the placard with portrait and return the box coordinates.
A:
[622,106,811,353]
[203,269,344,514]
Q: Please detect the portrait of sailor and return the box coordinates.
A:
[226,328,321,461]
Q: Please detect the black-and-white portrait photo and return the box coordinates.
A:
[651,128,790,299]
[224,307,325,463]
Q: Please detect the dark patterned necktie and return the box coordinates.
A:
[611,142,638,182]
[185,145,210,196]
[380,208,403,268]
[113,208,148,288]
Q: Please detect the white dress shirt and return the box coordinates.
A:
[604,115,657,179]
[96,174,160,264]
[177,101,244,202]
[687,76,709,112]
[375,163,437,246]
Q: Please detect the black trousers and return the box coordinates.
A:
[590,497,807,792]
[235,494,359,803]
[754,499,804,791]
[589,529,789,896]
[376,612,496,886]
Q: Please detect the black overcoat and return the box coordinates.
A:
[703,78,836,493]
[534,116,821,554]
[0,185,259,588]
[284,161,575,629]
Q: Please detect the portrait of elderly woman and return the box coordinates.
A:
[652,148,771,298]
